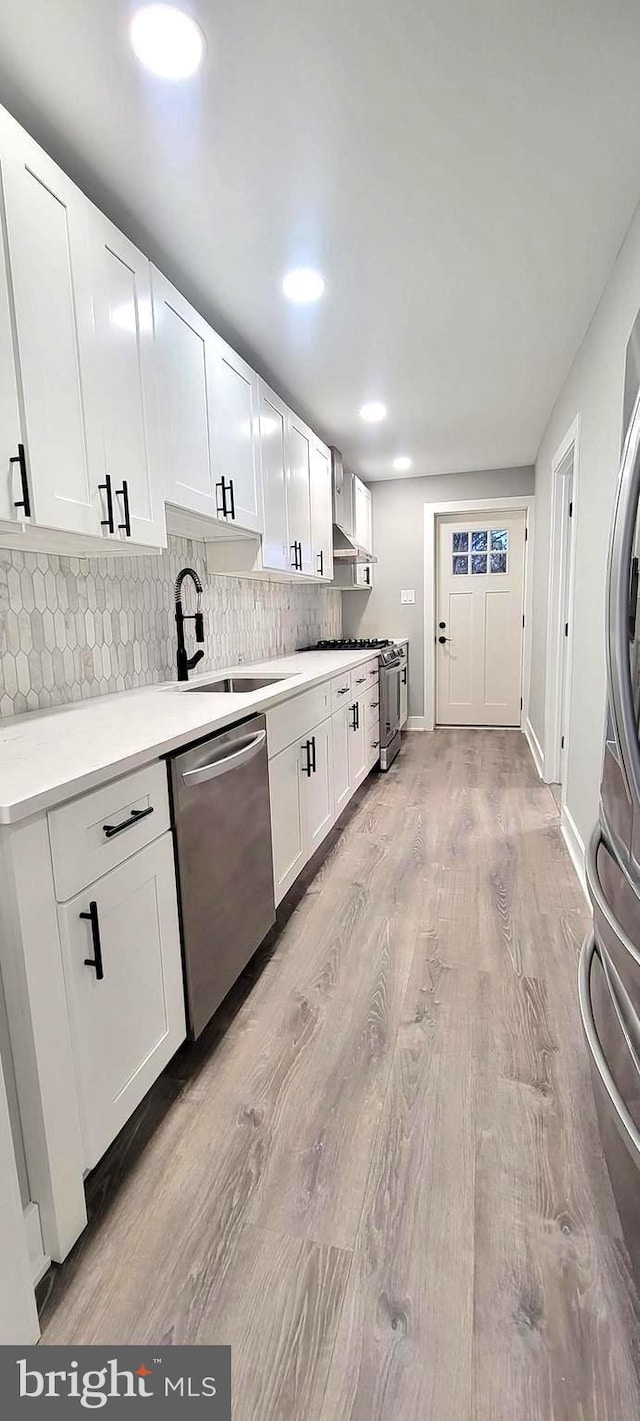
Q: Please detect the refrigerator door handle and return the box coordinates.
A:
[608,388,640,806]
[585,826,640,972]
[578,931,640,1167]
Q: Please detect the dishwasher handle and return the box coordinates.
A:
[181,729,266,785]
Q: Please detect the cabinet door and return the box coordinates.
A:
[332,702,352,817]
[58,834,186,1170]
[151,268,220,523]
[305,718,334,853]
[0,222,21,525]
[269,741,306,904]
[349,698,369,789]
[286,414,312,574]
[0,113,98,537]
[354,477,372,553]
[212,335,262,534]
[86,213,165,548]
[355,561,374,589]
[310,438,334,581]
[258,381,289,571]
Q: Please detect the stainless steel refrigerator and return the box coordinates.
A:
[580,309,640,1285]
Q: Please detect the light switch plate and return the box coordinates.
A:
[400,589,415,604]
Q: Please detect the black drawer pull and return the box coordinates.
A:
[317,549,324,577]
[370,700,379,709]
[310,734,317,773]
[369,668,378,676]
[103,805,154,839]
[355,675,366,685]
[79,901,104,981]
[337,685,349,695]
[116,479,131,536]
[371,740,380,749]
[10,443,31,518]
[99,473,114,533]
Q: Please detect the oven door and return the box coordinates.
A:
[380,663,401,748]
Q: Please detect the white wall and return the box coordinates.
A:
[343,467,534,718]
[529,199,640,852]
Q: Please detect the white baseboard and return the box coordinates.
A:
[524,718,545,779]
[406,716,425,731]
[561,802,589,903]
[24,1201,49,1286]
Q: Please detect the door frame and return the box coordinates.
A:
[543,416,580,791]
[423,495,535,731]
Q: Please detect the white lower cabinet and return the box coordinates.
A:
[306,718,334,854]
[350,696,369,789]
[269,715,335,904]
[269,738,306,903]
[331,702,352,818]
[57,832,186,1170]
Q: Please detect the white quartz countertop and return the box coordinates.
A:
[0,645,406,824]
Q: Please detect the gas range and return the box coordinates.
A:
[311,638,393,651]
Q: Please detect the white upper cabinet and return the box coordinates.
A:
[151,268,219,523]
[286,414,313,575]
[0,111,98,538]
[258,381,289,571]
[310,437,334,582]
[85,213,165,548]
[0,213,21,526]
[211,335,263,535]
[354,475,372,554]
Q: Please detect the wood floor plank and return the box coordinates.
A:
[318,967,479,1421]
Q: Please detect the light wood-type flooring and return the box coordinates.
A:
[38,730,640,1419]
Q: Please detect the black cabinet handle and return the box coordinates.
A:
[99,474,114,533]
[310,735,317,773]
[337,685,349,696]
[302,739,313,776]
[216,479,228,518]
[117,479,131,536]
[369,668,378,676]
[79,901,104,981]
[102,805,154,839]
[317,549,324,577]
[291,542,298,569]
[228,478,236,520]
[371,740,380,749]
[350,702,360,730]
[297,541,303,570]
[355,675,366,685]
[370,699,379,709]
[10,444,31,518]
[365,567,371,586]
[402,668,407,684]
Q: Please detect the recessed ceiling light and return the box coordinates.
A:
[359,402,387,423]
[130,5,205,80]
[282,269,325,304]
[393,455,412,471]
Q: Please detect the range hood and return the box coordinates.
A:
[331,448,377,563]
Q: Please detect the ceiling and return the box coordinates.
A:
[1,2,640,482]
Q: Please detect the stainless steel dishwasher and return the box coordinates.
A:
[169,715,275,1038]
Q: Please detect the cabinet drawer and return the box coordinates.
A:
[330,672,352,709]
[266,683,331,758]
[49,762,170,901]
[351,659,378,696]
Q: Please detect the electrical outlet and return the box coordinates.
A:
[400,589,415,605]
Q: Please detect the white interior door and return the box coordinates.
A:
[436,510,526,726]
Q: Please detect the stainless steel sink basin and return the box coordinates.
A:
[182,675,287,694]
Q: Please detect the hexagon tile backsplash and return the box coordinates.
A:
[0,536,342,718]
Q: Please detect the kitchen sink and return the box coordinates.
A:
[182,675,289,694]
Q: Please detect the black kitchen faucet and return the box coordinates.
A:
[175,567,205,681]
